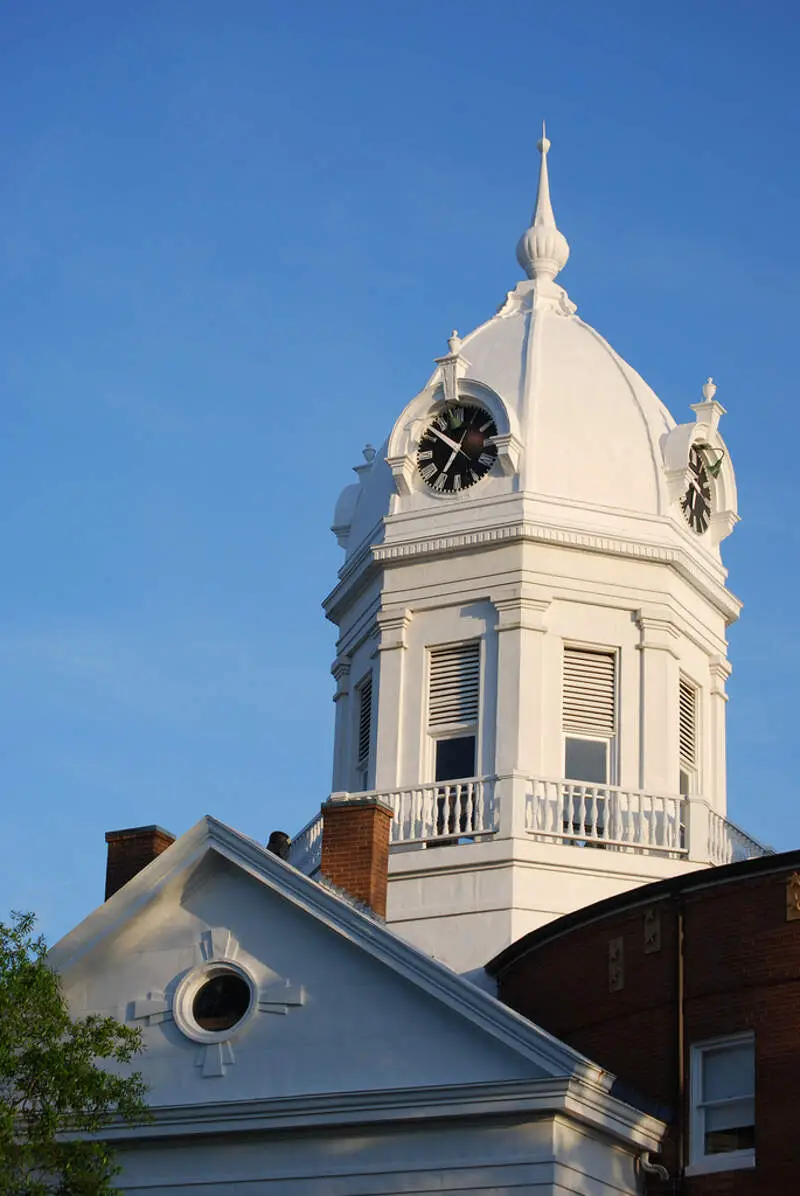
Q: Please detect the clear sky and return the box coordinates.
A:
[2,1,798,944]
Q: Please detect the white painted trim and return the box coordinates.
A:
[684,1151,755,1176]
[48,817,612,1092]
[97,1076,666,1153]
[688,1031,755,1171]
[368,521,738,620]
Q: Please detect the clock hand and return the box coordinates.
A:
[428,426,466,455]
[442,430,468,474]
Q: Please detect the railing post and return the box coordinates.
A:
[685,797,712,864]
[495,772,529,840]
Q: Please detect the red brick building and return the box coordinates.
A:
[487,850,800,1192]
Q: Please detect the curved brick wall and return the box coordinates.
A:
[487,851,800,1194]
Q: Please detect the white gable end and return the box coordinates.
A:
[50,827,664,1193]
[60,852,547,1107]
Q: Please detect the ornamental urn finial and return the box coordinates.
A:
[702,377,717,402]
[516,122,570,283]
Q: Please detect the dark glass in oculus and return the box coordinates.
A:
[416,404,498,492]
[681,445,712,534]
[192,972,251,1031]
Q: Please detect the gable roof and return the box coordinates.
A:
[50,816,607,1089]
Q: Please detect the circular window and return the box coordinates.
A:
[192,972,251,1031]
[173,960,257,1043]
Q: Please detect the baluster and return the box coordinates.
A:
[411,784,423,841]
[466,782,476,833]
[528,780,537,833]
[421,785,434,841]
[551,781,561,836]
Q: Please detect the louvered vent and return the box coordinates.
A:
[428,641,481,728]
[563,648,616,736]
[679,678,697,769]
[357,676,372,764]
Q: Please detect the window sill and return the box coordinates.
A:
[685,1150,755,1177]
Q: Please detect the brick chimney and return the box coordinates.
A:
[320,795,393,918]
[105,825,175,900]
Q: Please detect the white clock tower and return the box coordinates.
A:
[300,132,768,976]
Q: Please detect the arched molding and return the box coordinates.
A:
[660,397,738,550]
[385,376,522,496]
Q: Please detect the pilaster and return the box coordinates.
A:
[330,656,352,792]
[492,585,551,779]
[708,654,731,814]
[373,609,412,789]
[636,606,680,795]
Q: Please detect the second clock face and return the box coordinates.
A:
[416,404,498,493]
[681,444,712,534]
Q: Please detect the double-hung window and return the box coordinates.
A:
[562,646,617,839]
[689,1033,755,1174]
[428,640,481,836]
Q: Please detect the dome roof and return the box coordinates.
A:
[333,134,735,567]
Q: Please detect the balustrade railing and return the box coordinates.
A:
[386,777,496,845]
[525,777,687,856]
[287,811,324,875]
[707,808,772,865]
[286,776,771,875]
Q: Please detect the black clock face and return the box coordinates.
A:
[681,445,712,534]
[416,404,498,493]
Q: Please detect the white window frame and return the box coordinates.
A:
[562,644,619,786]
[425,638,483,782]
[687,1032,755,1176]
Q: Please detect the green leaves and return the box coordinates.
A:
[0,912,149,1194]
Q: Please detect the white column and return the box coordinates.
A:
[709,655,731,814]
[373,609,412,790]
[492,586,550,840]
[330,656,351,792]
[636,606,680,795]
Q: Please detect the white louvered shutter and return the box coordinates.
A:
[563,648,616,736]
[428,641,481,729]
[679,678,697,771]
[357,676,372,765]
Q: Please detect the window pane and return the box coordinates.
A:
[435,736,475,782]
[703,1043,754,1102]
[565,738,608,784]
[705,1098,755,1154]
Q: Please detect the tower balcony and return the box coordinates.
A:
[288,774,770,878]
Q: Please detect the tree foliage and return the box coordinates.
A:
[0,912,149,1194]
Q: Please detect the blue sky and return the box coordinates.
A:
[2,1,798,943]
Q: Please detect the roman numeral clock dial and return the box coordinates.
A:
[416,404,498,493]
[681,444,712,534]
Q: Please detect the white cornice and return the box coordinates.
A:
[368,521,740,623]
[98,1076,665,1152]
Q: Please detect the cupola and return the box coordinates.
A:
[305,130,765,978]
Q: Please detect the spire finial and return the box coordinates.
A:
[516,122,570,283]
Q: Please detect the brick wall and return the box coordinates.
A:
[490,856,800,1194]
[105,825,176,899]
[319,797,393,918]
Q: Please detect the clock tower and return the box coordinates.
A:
[306,132,767,975]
